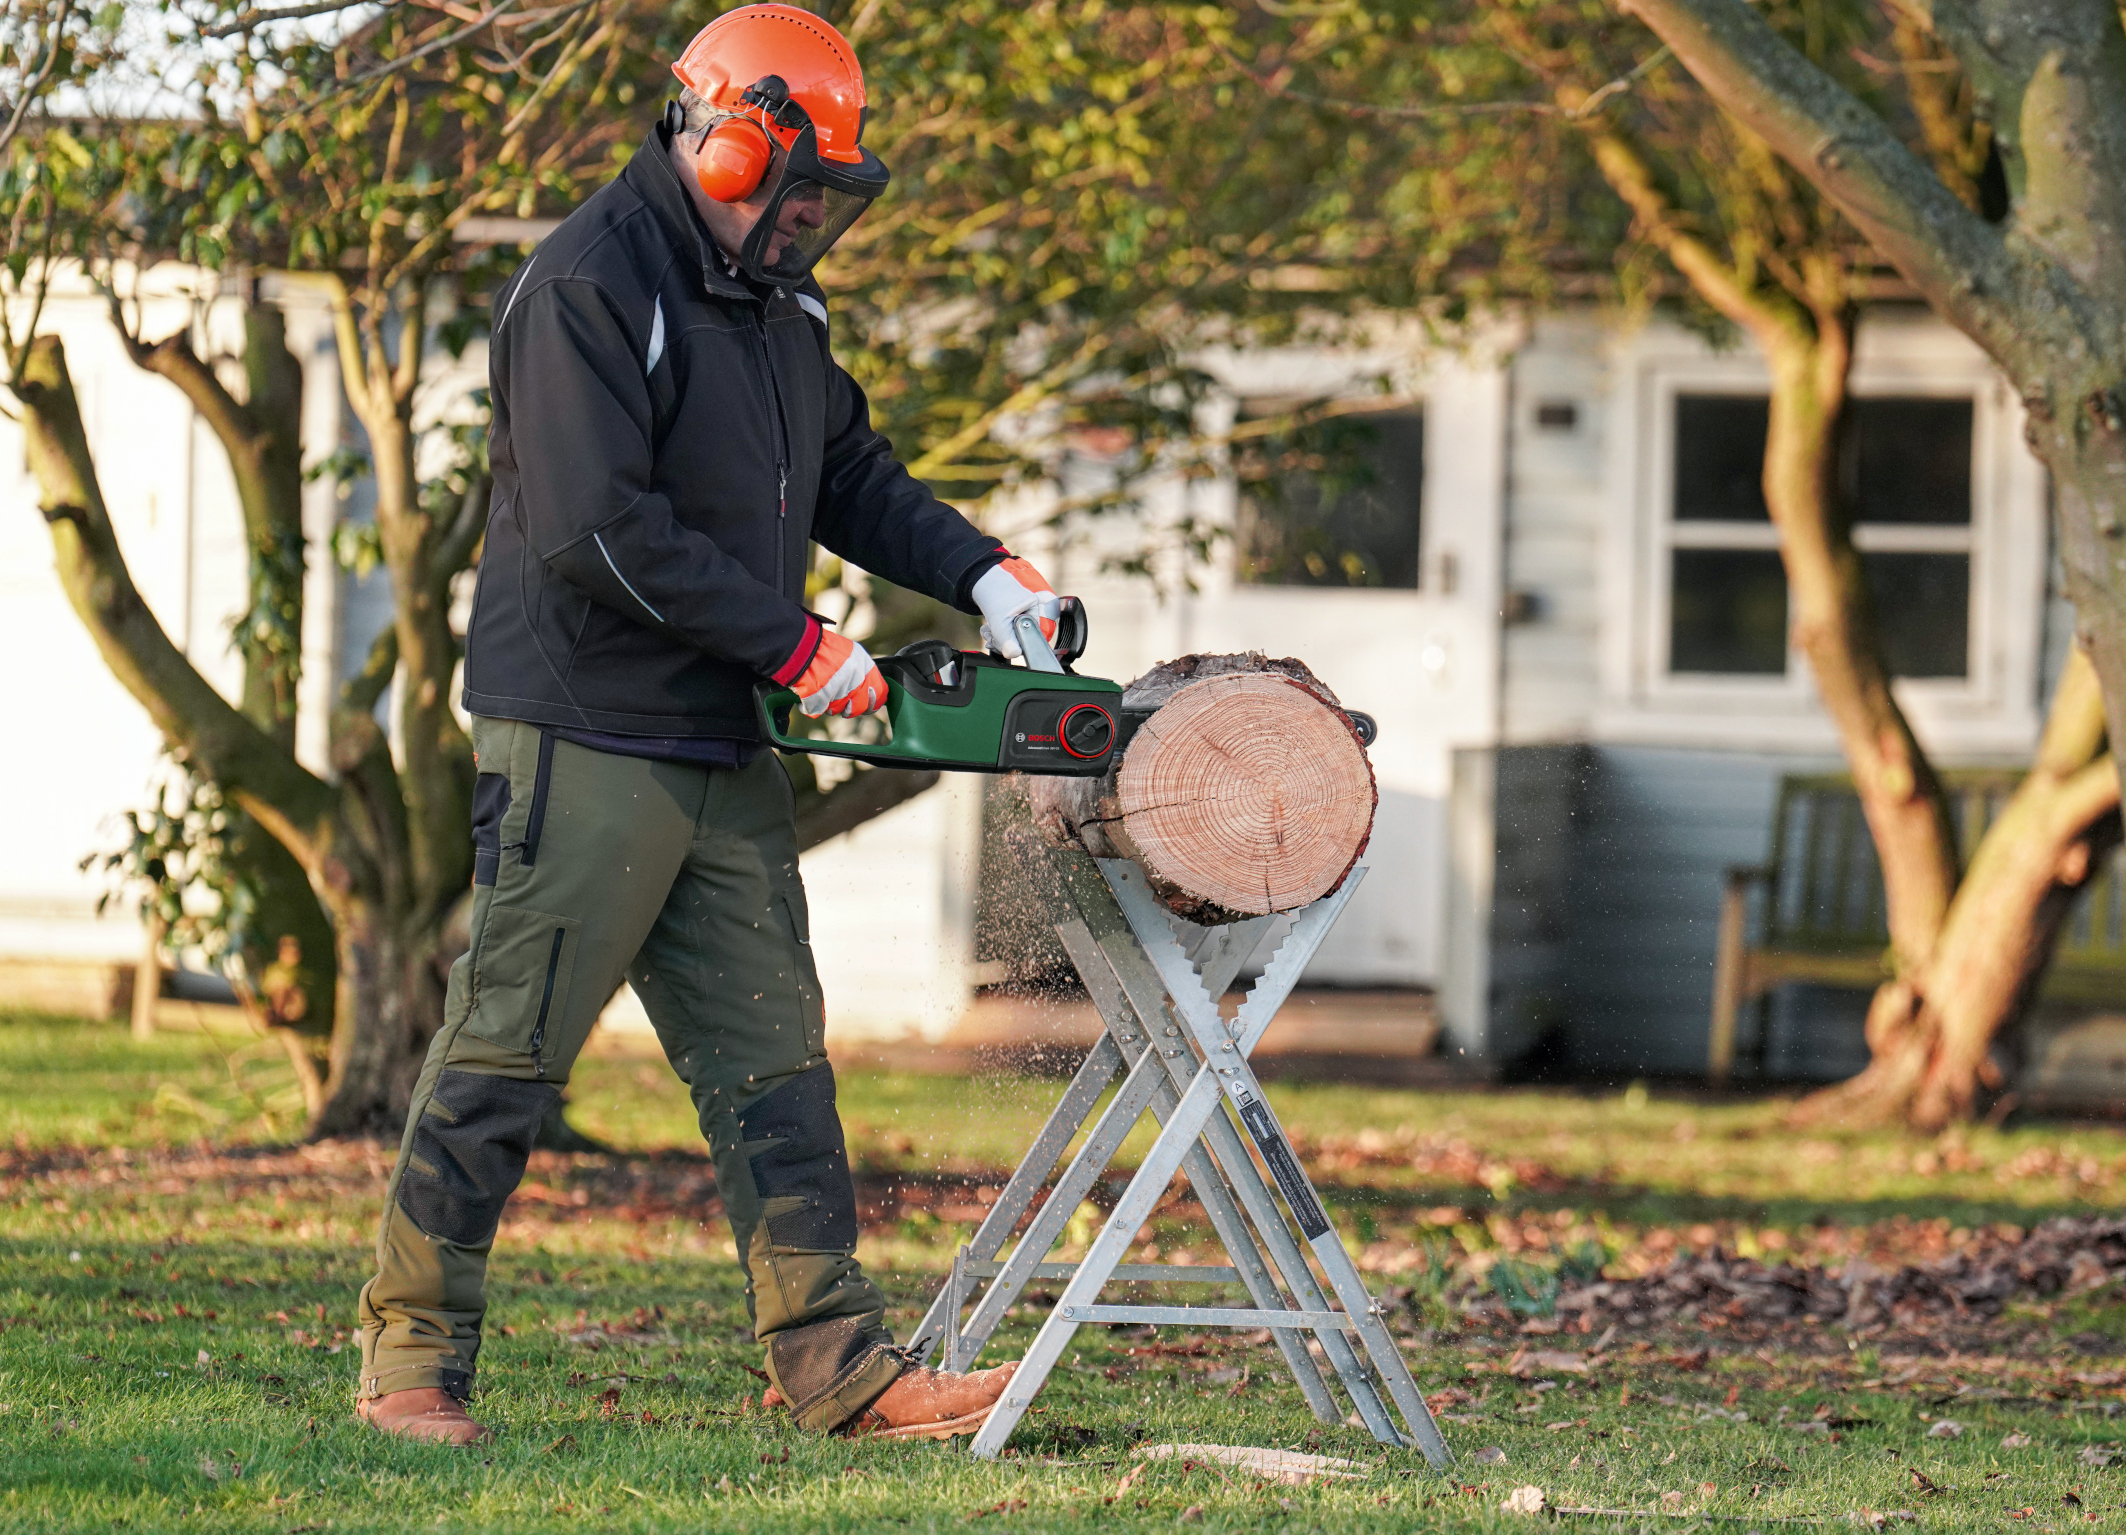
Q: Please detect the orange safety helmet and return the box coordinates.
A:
[668,5,889,285]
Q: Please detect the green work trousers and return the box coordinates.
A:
[356,715,904,1432]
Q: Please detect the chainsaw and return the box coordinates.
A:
[753,598,1133,776]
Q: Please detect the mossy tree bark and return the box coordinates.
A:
[14,324,471,1137]
[1609,0,2126,1121]
[108,293,338,1108]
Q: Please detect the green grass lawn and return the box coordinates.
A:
[6,1014,2126,1532]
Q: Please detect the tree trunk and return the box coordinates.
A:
[11,331,429,1139]
[112,297,339,1049]
[1757,323,1962,980]
[311,897,446,1138]
[1795,648,2122,1127]
[1027,652,1376,923]
[2033,410,2126,787]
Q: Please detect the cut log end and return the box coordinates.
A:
[1027,653,1376,922]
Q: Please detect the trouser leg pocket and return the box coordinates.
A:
[461,905,580,1073]
[775,894,826,1060]
[471,773,511,888]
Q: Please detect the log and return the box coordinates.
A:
[1026,652,1376,923]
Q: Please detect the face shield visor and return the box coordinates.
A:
[736,123,889,287]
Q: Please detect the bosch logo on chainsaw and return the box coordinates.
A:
[998,695,1115,774]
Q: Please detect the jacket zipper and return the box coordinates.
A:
[754,308,793,594]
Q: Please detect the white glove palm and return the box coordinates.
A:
[973,557,1062,660]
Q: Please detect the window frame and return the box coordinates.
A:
[1627,339,2019,728]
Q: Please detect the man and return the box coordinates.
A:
[354,3,1066,1446]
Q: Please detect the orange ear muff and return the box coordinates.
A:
[695,117,772,202]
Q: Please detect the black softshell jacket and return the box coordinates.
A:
[461,125,1003,739]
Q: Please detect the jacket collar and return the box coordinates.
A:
[625,124,760,304]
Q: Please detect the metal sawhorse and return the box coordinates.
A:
[908,835,1452,1466]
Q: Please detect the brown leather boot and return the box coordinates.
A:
[762,1360,1018,1439]
[355,1388,493,1446]
[848,1360,1018,1440]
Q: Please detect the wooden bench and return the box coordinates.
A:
[1707,770,2126,1083]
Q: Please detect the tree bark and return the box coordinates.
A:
[1758,321,1961,979]
[1795,649,2121,1127]
[110,297,339,1053]
[1027,652,1376,923]
[311,898,446,1138]
[14,330,428,1138]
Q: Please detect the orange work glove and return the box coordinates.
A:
[972,555,1064,660]
[792,630,888,718]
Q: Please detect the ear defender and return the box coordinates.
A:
[695,116,773,202]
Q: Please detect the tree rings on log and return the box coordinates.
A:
[1027,652,1376,923]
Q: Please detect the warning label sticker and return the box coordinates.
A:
[1233,1090,1330,1239]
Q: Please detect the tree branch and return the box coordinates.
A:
[1886,14,1987,212]
[793,767,942,853]
[11,333,335,860]
[202,0,386,39]
[283,272,379,428]
[1580,123,1804,352]
[433,468,491,581]
[101,291,258,467]
[2034,645,2109,777]
[0,0,74,165]
[339,623,399,720]
[1617,0,2026,362]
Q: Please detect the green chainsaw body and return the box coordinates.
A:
[754,645,1128,776]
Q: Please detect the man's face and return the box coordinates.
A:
[676,130,827,271]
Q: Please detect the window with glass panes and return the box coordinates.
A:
[1665,394,1973,678]
[1235,408,1425,589]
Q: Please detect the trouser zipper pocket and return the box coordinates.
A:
[530,926,567,1072]
[463,905,579,1065]
[521,733,556,867]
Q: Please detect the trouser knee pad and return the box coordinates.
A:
[398,1070,559,1247]
[738,1063,859,1254]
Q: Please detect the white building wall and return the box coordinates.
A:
[8,276,2045,1069]
[0,272,257,965]
[1501,315,1610,744]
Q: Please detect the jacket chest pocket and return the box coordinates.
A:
[464,904,581,1072]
